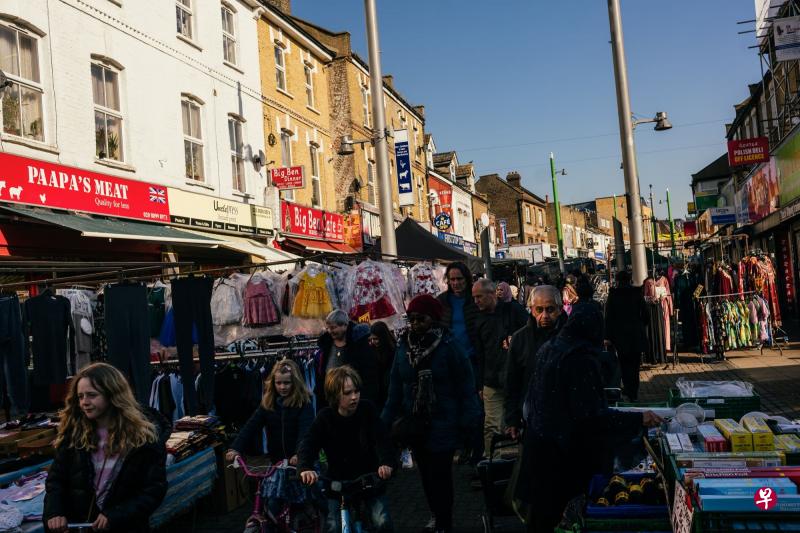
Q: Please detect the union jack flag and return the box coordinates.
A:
[149,187,166,204]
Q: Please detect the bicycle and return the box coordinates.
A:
[232,456,321,533]
[320,472,388,533]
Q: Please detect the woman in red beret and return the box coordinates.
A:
[381,294,481,533]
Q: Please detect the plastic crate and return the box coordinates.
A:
[586,473,669,519]
[667,389,761,420]
[691,511,800,532]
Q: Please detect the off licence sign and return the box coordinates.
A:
[727,137,770,167]
[270,166,304,190]
[0,152,170,222]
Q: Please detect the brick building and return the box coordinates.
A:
[475,172,548,246]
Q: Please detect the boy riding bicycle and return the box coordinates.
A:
[298,366,395,533]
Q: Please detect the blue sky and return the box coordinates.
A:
[292,0,762,219]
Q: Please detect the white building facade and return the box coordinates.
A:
[1,0,272,218]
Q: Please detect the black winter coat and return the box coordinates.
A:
[317,322,379,405]
[473,301,529,389]
[436,291,481,383]
[43,440,167,532]
[603,285,647,355]
[503,313,565,429]
[230,399,314,462]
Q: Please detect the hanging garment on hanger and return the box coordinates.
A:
[655,276,673,351]
[148,284,166,338]
[24,290,75,386]
[348,260,397,322]
[291,268,334,319]
[0,295,28,413]
[59,289,94,371]
[171,276,216,416]
[211,277,244,326]
[409,262,441,297]
[105,283,151,404]
[243,275,280,326]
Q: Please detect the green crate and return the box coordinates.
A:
[667,389,761,420]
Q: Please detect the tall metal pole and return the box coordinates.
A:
[364,0,396,257]
[649,185,657,277]
[666,187,676,257]
[550,153,565,274]
[607,0,647,285]
[612,194,619,220]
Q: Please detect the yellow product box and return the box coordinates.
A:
[741,415,774,450]
[775,434,800,453]
[714,419,754,452]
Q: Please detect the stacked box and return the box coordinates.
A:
[697,423,728,452]
[666,433,689,454]
[675,451,785,469]
[694,477,798,496]
[741,415,775,451]
[776,434,800,453]
[699,494,800,512]
[714,419,754,452]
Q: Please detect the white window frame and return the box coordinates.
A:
[280,129,294,200]
[413,126,420,162]
[176,0,193,40]
[0,23,44,142]
[92,61,125,162]
[228,115,246,193]
[275,45,287,92]
[367,160,376,205]
[221,3,237,66]
[310,144,321,207]
[525,205,531,224]
[361,86,370,127]
[181,97,204,182]
[304,63,314,108]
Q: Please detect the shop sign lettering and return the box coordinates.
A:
[727,137,770,167]
[281,200,343,242]
[0,152,169,222]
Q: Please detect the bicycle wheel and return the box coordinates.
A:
[292,501,322,533]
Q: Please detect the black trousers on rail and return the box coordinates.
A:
[105,283,151,405]
[0,295,28,413]
[172,277,215,415]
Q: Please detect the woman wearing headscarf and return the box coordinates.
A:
[382,294,481,533]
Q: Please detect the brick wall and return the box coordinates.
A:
[476,175,523,245]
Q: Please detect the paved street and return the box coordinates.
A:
[155,346,800,533]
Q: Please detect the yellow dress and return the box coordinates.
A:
[291,271,333,318]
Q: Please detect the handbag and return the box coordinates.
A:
[390,414,429,448]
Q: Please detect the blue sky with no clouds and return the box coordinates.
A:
[292,1,762,219]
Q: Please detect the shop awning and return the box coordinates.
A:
[179,229,299,263]
[281,236,356,254]
[0,205,223,245]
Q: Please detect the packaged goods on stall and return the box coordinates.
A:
[714,419,755,452]
[694,477,798,495]
[674,451,785,468]
[776,434,800,453]
[697,423,728,452]
[741,414,775,450]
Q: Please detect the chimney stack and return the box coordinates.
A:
[506,171,522,188]
[382,75,394,89]
[413,105,425,118]
[262,0,291,14]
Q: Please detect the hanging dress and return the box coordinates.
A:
[291,271,334,319]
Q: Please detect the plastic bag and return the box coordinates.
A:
[675,377,754,398]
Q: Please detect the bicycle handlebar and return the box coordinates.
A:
[319,472,385,495]
[232,456,297,478]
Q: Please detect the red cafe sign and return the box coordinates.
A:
[727,137,770,167]
[281,201,343,242]
[0,152,170,222]
[270,166,304,190]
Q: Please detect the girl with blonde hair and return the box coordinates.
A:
[43,363,167,532]
[226,358,314,464]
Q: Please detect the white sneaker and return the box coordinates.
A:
[401,448,414,469]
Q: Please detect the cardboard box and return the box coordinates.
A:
[697,423,728,452]
[699,493,800,512]
[694,477,798,496]
[741,415,774,450]
[714,419,754,452]
[776,434,800,453]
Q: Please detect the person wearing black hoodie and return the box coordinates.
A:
[317,309,379,405]
[521,305,662,532]
[603,270,648,401]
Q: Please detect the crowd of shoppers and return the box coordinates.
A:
[42,259,660,533]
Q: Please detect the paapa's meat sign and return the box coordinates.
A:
[0,152,170,222]
[281,200,343,242]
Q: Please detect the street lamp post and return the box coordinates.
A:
[649,184,658,276]
[666,188,676,257]
[549,153,566,275]
[363,0,396,257]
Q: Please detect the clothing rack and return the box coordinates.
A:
[0,262,195,290]
[697,290,757,300]
[150,338,319,366]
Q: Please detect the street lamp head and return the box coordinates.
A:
[654,111,672,131]
[338,135,356,156]
[559,169,567,176]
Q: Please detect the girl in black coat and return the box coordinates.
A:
[43,363,167,533]
[225,358,314,465]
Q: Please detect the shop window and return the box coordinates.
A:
[228,115,245,192]
[176,0,193,40]
[0,24,43,142]
[92,62,124,161]
[221,4,237,65]
[525,205,531,224]
[181,98,204,181]
[361,85,370,127]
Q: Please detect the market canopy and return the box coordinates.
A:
[377,218,485,273]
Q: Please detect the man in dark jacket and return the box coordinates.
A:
[604,270,648,401]
[472,278,528,456]
[504,285,566,440]
[521,305,662,532]
[317,309,379,405]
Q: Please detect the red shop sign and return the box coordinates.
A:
[727,137,770,167]
[270,166,304,190]
[427,174,453,218]
[281,201,343,242]
[778,232,795,313]
[0,152,170,223]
